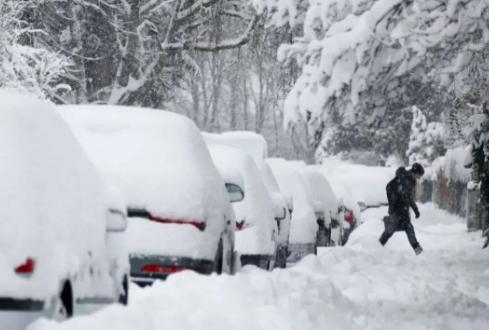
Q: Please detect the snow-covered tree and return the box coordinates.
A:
[406,106,445,166]
[33,0,257,105]
[255,0,489,160]
[0,1,69,99]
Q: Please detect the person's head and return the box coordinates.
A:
[411,163,425,180]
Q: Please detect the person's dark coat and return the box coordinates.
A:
[387,167,419,219]
[381,167,421,250]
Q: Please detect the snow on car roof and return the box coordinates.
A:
[0,90,110,298]
[203,131,268,165]
[208,144,275,254]
[204,131,289,208]
[317,158,394,207]
[267,158,317,244]
[58,105,227,223]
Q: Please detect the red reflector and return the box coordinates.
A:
[15,258,35,274]
[141,265,184,274]
[236,221,245,231]
[148,214,206,231]
[344,211,354,223]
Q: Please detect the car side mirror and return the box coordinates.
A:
[225,183,245,203]
[274,205,287,221]
[106,209,127,233]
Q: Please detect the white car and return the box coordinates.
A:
[59,105,235,285]
[204,131,291,268]
[299,167,341,246]
[202,131,268,164]
[314,163,370,244]
[0,90,129,329]
[207,145,278,270]
[267,158,318,262]
[258,163,291,268]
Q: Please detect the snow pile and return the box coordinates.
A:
[31,265,358,330]
[429,146,472,183]
[203,131,268,166]
[208,145,276,255]
[30,203,489,330]
[0,90,110,299]
[267,159,317,244]
[59,105,229,259]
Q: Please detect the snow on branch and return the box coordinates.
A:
[0,1,70,99]
[255,0,489,155]
[192,15,258,51]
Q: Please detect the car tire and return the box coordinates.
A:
[214,238,224,275]
[275,246,287,268]
[51,281,73,321]
[118,275,129,305]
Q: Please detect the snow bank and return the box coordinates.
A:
[29,203,489,330]
[429,146,472,183]
[59,105,229,259]
[267,159,317,244]
[207,145,276,255]
[30,265,358,330]
[0,90,110,299]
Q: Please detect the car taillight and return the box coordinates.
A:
[236,220,245,231]
[344,211,354,223]
[141,265,184,274]
[148,214,206,231]
[15,258,35,274]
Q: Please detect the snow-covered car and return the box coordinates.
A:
[204,131,291,268]
[207,145,278,270]
[58,105,235,285]
[299,166,341,247]
[202,131,268,164]
[267,158,318,263]
[258,163,291,268]
[0,90,129,328]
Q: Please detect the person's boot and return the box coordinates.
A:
[414,246,423,255]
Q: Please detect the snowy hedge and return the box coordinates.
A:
[419,146,472,217]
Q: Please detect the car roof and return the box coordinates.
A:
[58,105,227,221]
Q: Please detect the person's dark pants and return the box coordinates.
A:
[379,213,420,250]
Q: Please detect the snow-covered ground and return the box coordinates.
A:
[29,203,489,330]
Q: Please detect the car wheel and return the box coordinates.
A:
[214,238,224,274]
[51,281,73,321]
[118,275,129,305]
[274,248,282,268]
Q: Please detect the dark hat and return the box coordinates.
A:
[411,163,425,175]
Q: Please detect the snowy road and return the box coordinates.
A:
[30,203,489,330]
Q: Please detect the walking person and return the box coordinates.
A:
[379,163,425,255]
